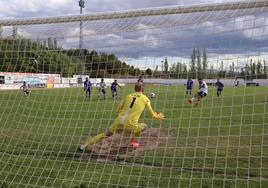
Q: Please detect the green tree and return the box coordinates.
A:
[190,49,196,78]
[182,64,188,79]
[164,57,169,75]
[249,59,256,77]
[169,64,176,78]
[256,60,262,77]
[245,64,250,76]
[208,64,214,79]
[241,68,245,77]
[202,49,207,77]
[176,62,183,78]
[196,49,202,78]
[264,60,267,78]
[0,38,141,78]
[129,66,135,75]
[0,39,78,76]
[120,62,128,75]
[182,64,187,73]
[251,62,256,76]
[218,61,225,78]
[228,62,235,78]
[145,68,153,77]
[134,68,140,76]
[153,65,159,77]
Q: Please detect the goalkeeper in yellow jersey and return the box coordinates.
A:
[79,82,165,151]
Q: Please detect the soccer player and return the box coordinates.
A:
[186,78,194,95]
[215,78,224,97]
[20,81,30,96]
[84,77,92,98]
[98,78,106,99]
[188,78,208,107]
[111,79,121,99]
[79,82,165,151]
[137,75,143,83]
[234,78,239,87]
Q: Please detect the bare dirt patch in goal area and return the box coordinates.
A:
[80,128,169,161]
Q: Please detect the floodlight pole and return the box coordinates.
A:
[78,0,85,76]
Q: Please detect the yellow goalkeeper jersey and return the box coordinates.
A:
[116,92,156,126]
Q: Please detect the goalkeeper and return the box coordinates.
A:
[80,82,165,151]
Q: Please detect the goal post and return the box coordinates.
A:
[0,1,268,26]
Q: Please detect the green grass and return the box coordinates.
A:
[0,85,268,188]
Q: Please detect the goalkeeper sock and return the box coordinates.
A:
[86,133,106,146]
[130,139,140,148]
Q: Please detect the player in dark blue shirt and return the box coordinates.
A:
[215,78,224,97]
[84,77,92,98]
[137,76,143,83]
[111,80,121,99]
[186,78,194,95]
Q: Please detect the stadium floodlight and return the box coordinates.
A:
[79,0,85,9]
[78,0,85,45]
[78,0,85,75]
[78,0,85,49]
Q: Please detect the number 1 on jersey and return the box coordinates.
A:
[130,97,136,108]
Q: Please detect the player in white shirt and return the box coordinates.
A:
[188,78,208,107]
[98,78,106,99]
[234,78,239,87]
[20,81,30,96]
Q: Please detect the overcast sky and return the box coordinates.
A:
[0,0,267,68]
[0,0,253,19]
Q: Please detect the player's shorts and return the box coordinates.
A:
[99,89,106,94]
[108,117,147,137]
[111,89,117,93]
[85,89,91,92]
[217,88,223,91]
[198,91,207,98]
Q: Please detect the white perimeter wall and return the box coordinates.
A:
[116,79,268,86]
[1,78,268,90]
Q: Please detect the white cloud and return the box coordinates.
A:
[135,24,152,30]
[0,0,76,18]
[0,0,258,19]
[106,34,122,39]
[87,0,247,13]
[69,28,96,36]
[1,0,267,60]
[0,2,12,18]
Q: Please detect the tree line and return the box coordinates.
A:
[0,38,141,78]
[62,49,141,78]
[144,49,268,79]
[0,38,78,77]
[0,38,267,79]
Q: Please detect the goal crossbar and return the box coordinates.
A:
[0,1,268,26]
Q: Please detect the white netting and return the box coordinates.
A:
[0,1,268,188]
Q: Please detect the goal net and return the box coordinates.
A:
[0,1,268,187]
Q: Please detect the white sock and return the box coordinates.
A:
[192,97,195,101]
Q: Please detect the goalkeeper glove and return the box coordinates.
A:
[153,113,165,120]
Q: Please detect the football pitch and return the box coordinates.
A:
[0,85,267,188]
